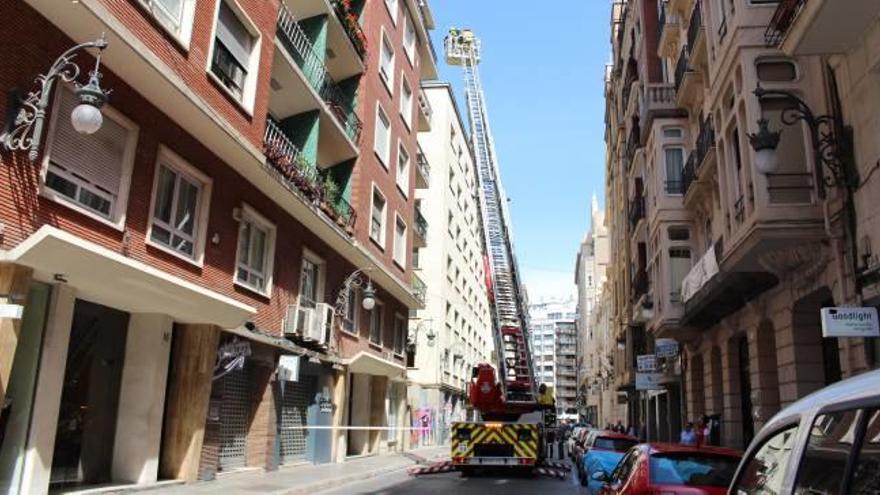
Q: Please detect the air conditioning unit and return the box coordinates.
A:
[284,304,314,337]
[310,303,335,346]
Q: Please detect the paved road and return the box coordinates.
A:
[317,464,586,495]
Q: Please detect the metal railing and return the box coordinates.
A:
[625,125,641,170]
[734,195,745,224]
[414,206,428,240]
[413,273,427,305]
[695,116,716,167]
[674,46,690,94]
[416,146,430,186]
[666,180,685,195]
[765,0,807,46]
[330,0,367,59]
[658,2,667,45]
[277,4,363,144]
[686,0,703,53]
[262,119,356,231]
[683,151,697,195]
[632,269,649,302]
[629,195,645,230]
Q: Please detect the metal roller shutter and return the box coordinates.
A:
[277,376,316,464]
[218,365,251,471]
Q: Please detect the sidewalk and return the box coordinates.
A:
[136,446,449,495]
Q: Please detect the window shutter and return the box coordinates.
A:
[51,88,128,196]
[217,2,253,68]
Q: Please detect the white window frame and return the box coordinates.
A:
[402,11,417,66]
[396,140,411,196]
[342,285,360,336]
[370,184,388,248]
[138,0,197,50]
[298,248,326,309]
[40,86,139,231]
[205,0,262,115]
[399,76,414,130]
[392,213,407,269]
[369,299,384,346]
[146,146,213,266]
[384,0,399,24]
[374,103,392,168]
[379,28,396,92]
[234,203,276,296]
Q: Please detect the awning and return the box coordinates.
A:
[345,351,406,378]
[3,226,255,328]
[223,326,343,365]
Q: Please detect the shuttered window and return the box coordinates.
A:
[212,2,255,100]
[45,87,134,220]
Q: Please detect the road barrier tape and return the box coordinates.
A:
[538,460,570,471]
[534,467,567,480]
[277,426,434,431]
[408,461,455,476]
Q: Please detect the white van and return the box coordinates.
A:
[729,368,880,494]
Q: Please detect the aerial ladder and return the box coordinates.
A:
[444,28,554,472]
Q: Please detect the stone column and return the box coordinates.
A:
[331,369,348,463]
[721,339,743,449]
[111,314,173,484]
[160,324,220,482]
[0,263,33,408]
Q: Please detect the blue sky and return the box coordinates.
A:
[428,1,611,300]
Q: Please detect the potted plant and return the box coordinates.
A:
[321,176,340,218]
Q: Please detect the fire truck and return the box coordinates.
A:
[445,28,553,472]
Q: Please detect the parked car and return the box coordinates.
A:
[729,368,880,495]
[593,443,741,495]
[577,430,638,488]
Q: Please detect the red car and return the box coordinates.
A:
[594,443,742,495]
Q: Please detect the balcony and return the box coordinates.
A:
[273,3,362,165]
[657,3,682,58]
[415,145,430,189]
[330,0,367,60]
[263,119,356,233]
[628,196,645,232]
[283,0,364,81]
[631,269,649,303]
[414,206,428,247]
[674,46,702,109]
[625,126,641,171]
[686,0,707,65]
[412,273,427,307]
[640,83,687,131]
[683,117,717,203]
[417,88,433,131]
[765,0,880,55]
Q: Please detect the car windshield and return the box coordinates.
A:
[587,450,626,473]
[594,437,637,452]
[650,453,739,488]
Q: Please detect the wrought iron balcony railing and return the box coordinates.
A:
[683,151,697,195]
[415,206,428,240]
[658,2,667,45]
[695,116,716,166]
[674,46,690,94]
[277,4,363,144]
[686,0,703,54]
[629,196,645,231]
[416,146,430,186]
[632,269,649,302]
[765,0,807,47]
[412,273,427,305]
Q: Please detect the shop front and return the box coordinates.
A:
[344,352,406,457]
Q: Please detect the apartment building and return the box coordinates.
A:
[406,81,493,446]
[528,297,579,421]
[0,0,435,491]
[603,0,880,449]
[575,196,621,427]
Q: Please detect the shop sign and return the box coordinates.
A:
[277,355,301,382]
[821,307,880,338]
[635,372,664,391]
[655,339,679,358]
[636,354,657,372]
[318,397,333,413]
[0,304,24,320]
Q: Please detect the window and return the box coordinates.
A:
[668,227,691,241]
[650,453,738,488]
[369,301,384,345]
[374,105,392,167]
[756,59,798,82]
[393,314,407,355]
[210,1,258,107]
[733,426,799,494]
[610,449,640,483]
[235,205,276,295]
[43,86,137,226]
[852,410,880,493]
[393,214,407,268]
[148,148,212,262]
[384,0,398,23]
[343,286,359,334]
[396,143,411,194]
[794,411,859,494]
[139,0,196,47]
[379,31,395,90]
[670,248,692,300]
[403,11,417,64]
[298,251,324,309]
[400,78,414,129]
[665,148,685,194]
[370,186,387,247]
[663,127,683,138]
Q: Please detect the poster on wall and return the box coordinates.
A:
[635,372,664,391]
[636,354,657,372]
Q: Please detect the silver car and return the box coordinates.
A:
[729,368,880,494]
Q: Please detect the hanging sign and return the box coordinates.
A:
[636,354,657,372]
[821,307,880,338]
[655,339,680,358]
[318,396,333,413]
[278,355,301,382]
[635,372,664,391]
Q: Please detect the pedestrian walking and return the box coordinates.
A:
[680,422,697,445]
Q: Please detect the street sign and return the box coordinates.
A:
[635,372,664,391]
[636,354,657,372]
[821,307,880,338]
[278,355,301,382]
[0,304,24,320]
[655,339,679,358]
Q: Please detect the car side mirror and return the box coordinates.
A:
[592,471,610,482]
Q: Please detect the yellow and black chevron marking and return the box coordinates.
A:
[451,423,539,460]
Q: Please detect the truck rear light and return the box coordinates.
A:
[518,458,535,465]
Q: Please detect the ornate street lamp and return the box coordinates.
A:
[747,85,858,197]
[333,267,376,318]
[1,36,110,161]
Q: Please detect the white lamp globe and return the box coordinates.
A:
[754,147,780,175]
[71,103,103,135]
[362,294,376,311]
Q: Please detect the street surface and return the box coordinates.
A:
[317,463,585,495]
